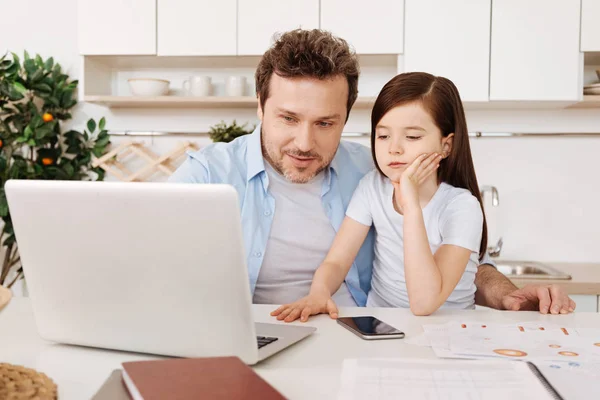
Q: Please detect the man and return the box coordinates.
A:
[170,29,575,315]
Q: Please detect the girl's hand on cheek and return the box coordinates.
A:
[392,153,441,212]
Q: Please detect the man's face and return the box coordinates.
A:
[258,74,348,183]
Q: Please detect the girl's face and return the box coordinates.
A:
[374,102,453,182]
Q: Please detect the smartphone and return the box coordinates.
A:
[336,316,405,340]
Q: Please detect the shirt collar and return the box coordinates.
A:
[246,124,266,182]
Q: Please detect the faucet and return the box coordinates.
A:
[480,185,499,206]
[480,185,503,257]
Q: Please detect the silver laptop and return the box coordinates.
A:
[5,180,315,365]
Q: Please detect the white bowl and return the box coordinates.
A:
[128,78,170,96]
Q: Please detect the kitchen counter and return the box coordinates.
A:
[506,262,600,295]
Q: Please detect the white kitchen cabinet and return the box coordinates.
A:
[237,0,319,56]
[320,0,404,54]
[78,0,156,55]
[581,0,600,51]
[490,0,582,101]
[570,295,599,313]
[404,0,490,102]
[157,0,236,56]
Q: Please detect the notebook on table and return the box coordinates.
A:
[338,358,564,400]
[121,356,286,400]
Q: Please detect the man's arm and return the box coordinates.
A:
[474,264,517,309]
[168,153,209,183]
[475,264,576,314]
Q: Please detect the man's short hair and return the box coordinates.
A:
[255,29,360,121]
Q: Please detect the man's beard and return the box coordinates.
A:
[261,129,336,184]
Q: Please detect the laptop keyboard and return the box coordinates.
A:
[257,336,278,349]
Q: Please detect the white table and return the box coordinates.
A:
[2,298,600,399]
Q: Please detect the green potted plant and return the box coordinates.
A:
[0,51,111,291]
[208,120,255,143]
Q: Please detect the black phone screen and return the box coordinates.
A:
[338,316,404,336]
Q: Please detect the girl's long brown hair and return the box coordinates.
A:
[370,72,488,260]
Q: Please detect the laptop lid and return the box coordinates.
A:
[6,180,260,364]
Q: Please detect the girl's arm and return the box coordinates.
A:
[310,216,371,296]
[271,216,370,322]
[394,153,482,315]
[403,204,473,315]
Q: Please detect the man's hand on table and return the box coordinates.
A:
[501,284,576,314]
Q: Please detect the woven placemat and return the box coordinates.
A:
[0,363,57,400]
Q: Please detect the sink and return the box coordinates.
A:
[495,261,572,280]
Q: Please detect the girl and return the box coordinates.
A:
[271,72,487,320]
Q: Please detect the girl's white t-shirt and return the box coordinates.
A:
[346,170,483,310]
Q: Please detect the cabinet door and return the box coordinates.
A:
[320,0,404,54]
[404,0,490,102]
[157,0,236,56]
[570,295,598,313]
[78,0,156,55]
[581,0,600,51]
[490,0,582,101]
[237,0,319,56]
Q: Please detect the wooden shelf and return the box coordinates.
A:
[84,95,600,110]
[84,95,378,109]
[567,95,600,109]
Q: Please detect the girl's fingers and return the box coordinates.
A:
[284,308,302,323]
[405,153,429,176]
[271,304,288,316]
[417,154,442,184]
[276,307,294,321]
[300,307,313,322]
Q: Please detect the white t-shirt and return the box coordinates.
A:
[252,162,357,306]
[346,170,483,310]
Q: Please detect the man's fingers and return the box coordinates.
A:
[537,286,551,314]
[284,308,302,323]
[548,285,565,315]
[510,301,521,311]
[569,298,576,312]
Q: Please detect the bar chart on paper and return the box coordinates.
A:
[423,321,600,364]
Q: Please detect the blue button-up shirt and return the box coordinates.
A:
[169,125,376,306]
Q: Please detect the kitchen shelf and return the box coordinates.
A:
[84,94,600,110]
[84,95,378,109]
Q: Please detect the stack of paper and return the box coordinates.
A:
[406,320,600,377]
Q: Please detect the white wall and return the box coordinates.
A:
[2,0,599,263]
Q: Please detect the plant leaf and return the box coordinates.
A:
[24,58,36,77]
[44,57,54,70]
[87,119,96,133]
[32,83,52,94]
[98,117,106,131]
[0,189,9,218]
[95,136,110,148]
[30,68,44,83]
[12,81,27,95]
[5,62,19,75]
